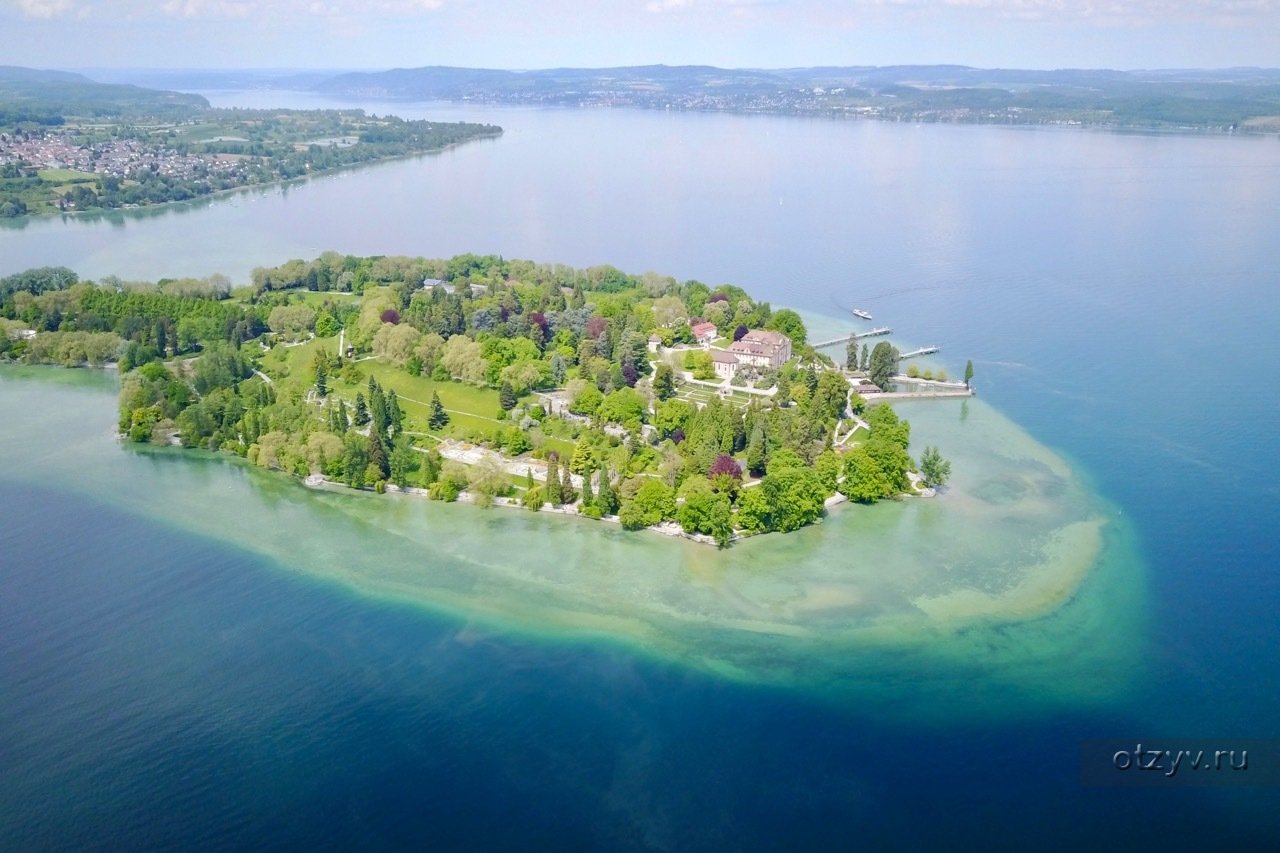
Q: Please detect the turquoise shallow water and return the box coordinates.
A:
[2,98,1279,846]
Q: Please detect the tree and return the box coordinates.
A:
[372,322,421,366]
[677,490,734,547]
[440,334,487,384]
[353,392,370,426]
[655,398,695,439]
[597,471,619,515]
[840,445,892,502]
[964,359,974,388]
[810,371,850,421]
[428,391,450,429]
[386,392,404,437]
[313,353,328,398]
[618,479,675,529]
[468,456,511,507]
[708,453,743,482]
[860,343,869,372]
[919,446,952,488]
[389,443,417,487]
[814,450,842,493]
[864,436,911,494]
[546,454,562,504]
[498,380,517,411]
[368,429,390,481]
[760,467,827,532]
[418,448,441,487]
[869,341,899,391]
[765,308,807,348]
[315,313,339,338]
[846,337,859,370]
[653,362,676,401]
[570,383,603,416]
[735,487,771,534]
[560,465,576,506]
[745,425,767,476]
[267,304,316,341]
[580,467,595,507]
[596,387,647,430]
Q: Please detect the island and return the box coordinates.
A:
[0,67,501,218]
[1,255,970,547]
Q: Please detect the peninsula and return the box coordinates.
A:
[0,67,501,218]
[1,255,967,546]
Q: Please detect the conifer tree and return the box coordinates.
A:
[387,392,403,437]
[581,467,595,508]
[597,471,619,516]
[561,465,575,505]
[428,391,449,430]
[654,363,675,400]
[314,354,328,398]
[499,380,516,411]
[354,392,370,426]
[369,430,390,480]
[546,454,561,504]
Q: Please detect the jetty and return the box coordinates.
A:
[813,327,893,348]
[899,346,940,359]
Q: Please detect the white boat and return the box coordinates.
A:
[852,308,873,320]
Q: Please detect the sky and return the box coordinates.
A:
[1,0,1278,72]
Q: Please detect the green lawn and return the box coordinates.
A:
[37,168,97,184]
[265,340,576,454]
[289,290,359,308]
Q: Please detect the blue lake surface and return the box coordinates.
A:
[2,96,1279,847]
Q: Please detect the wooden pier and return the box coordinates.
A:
[899,346,939,359]
[813,327,893,348]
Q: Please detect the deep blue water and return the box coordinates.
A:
[3,481,1273,849]
[2,99,1279,847]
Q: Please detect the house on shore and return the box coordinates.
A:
[729,329,791,369]
[692,322,718,347]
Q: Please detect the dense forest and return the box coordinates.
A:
[1,255,951,546]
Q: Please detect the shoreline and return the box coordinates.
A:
[2,130,503,226]
[1,365,1127,690]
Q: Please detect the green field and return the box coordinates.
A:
[289,290,358,308]
[266,336,573,455]
[36,168,97,183]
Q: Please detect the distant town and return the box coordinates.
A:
[0,68,501,218]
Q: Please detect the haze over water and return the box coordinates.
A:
[2,94,1279,846]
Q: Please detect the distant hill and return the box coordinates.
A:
[0,66,93,84]
[0,66,208,124]
[82,68,346,92]
[311,64,1280,132]
[316,64,785,99]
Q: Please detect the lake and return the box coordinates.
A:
[2,94,1279,847]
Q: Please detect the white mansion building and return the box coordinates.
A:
[711,329,793,379]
